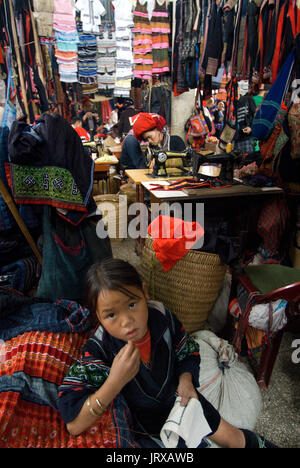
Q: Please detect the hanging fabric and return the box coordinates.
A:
[1,48,16,129]
[218,77,238,151]
[132,0,153,80]
[151,0,170,75]
[252,49,295,141]
[288,33,300,159]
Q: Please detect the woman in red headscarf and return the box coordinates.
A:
[131,112,186,152]
[120,112,186,173]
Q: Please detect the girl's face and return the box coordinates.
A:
[142,128,163,146]
[96,284,149,342]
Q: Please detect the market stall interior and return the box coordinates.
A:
[0,0,300,449]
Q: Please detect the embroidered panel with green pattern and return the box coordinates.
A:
[176,335,200,362]
[67,360,110,388]
[10,164,85,208]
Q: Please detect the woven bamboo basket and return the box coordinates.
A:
[94,194,127,241]
[119,183,136,205]
[139,237,226,332]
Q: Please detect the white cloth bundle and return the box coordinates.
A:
[192,330,262,431]
[160,397,212,448]
[248,299,288,332]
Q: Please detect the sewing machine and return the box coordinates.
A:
[147,144,235,185]
[148,147,193,177]
[191,150,234,183]
[83,140,103,160]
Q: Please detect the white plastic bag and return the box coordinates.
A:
[248,299,288,332]
[192,330,262,433]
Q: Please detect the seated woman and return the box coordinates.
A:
[79,98,99,140]
[120,113,186,180]
[120,134,147,170]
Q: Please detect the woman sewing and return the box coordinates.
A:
[131,112,186,153]
[79,98,99,140]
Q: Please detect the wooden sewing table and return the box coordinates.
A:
[94,160,119,193]
[125,169,284,255]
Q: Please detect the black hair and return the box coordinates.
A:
[71,116,82,124]
[84,258,144,322]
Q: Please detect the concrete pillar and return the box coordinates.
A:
[170,88,196,140]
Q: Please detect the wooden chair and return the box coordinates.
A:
[231,273,300,389]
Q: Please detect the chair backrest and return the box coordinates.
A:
[236,274,300,304]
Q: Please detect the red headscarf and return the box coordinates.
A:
[148,215,204,272]
[131,112,166,140]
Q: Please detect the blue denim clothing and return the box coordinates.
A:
[120,134,147,170]
[0,125,40,231]
[0,296,92,341]
[36,206,112,302]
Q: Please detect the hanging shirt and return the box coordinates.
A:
[112,0,134,23]
[75,0,106,33]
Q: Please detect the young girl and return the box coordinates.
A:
[57,258,277,448]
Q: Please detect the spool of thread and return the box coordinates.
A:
[226,142,232,153]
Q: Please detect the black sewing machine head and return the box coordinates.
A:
[149,147,193,177]
[191,150,234,183]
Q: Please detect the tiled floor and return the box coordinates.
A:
[112,238,300,448]
[253,332,300,448]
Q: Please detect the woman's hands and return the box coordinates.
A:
[108,341,141,391]
[83,112,99,121]
[177,372,198,406]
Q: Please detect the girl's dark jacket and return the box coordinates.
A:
[57,300,200,436]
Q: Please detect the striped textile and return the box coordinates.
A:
[133,0,153,79]
[150,0,170,74]
[0,331,137,447]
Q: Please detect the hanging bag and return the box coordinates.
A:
[186,113,209,137]
[288,100,300,159]
[218,78,238,151]
[252,50,295,141]
[185,82,209,138]
[288,34,300,159]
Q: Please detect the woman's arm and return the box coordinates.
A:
[66,376,122,436]
[168,310,200,387]
[66,341,140,436]
[176,372,198,406]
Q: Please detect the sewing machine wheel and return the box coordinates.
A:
[157,151,167,163]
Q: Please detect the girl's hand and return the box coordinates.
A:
[108,341,140,391]
[177,372,198,406]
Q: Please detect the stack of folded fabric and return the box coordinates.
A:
[112,0,134,97]
[77,33,98,94]
[96,28,116,96]
[114,23,134,97]
[53,0,78,83]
